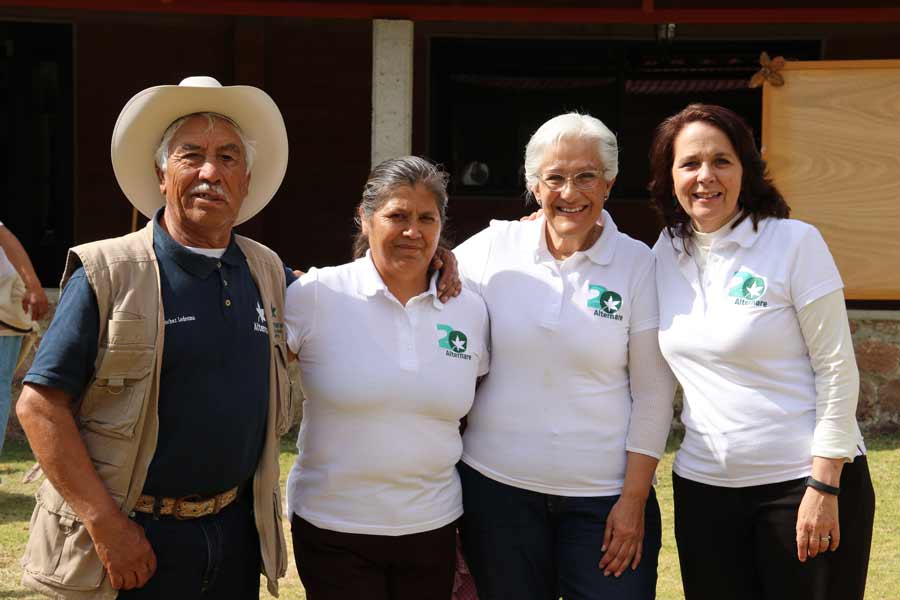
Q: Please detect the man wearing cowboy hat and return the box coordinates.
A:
[16,76,294,599]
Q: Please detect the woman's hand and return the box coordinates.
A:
[599,494,646,577]
[598,452,657,577]
[796,486,840,561]
[796,456,844,561]
[432,246,461,303]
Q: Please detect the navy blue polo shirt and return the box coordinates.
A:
[26,210,296,497]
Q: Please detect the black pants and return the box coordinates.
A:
[291,513,457,600]
[120,489,261,600]
[673,455,874,600]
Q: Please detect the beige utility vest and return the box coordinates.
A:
[21,222,292,599]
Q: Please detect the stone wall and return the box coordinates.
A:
[851,310,900,433]
[5,296,900,445]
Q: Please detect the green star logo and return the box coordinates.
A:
[728,271,767,300]
[599,291,622,314]
[437,323,468,353]
[588,284,622,315]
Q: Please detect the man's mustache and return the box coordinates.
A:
[189,182,225,196]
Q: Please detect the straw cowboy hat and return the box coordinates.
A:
[111,75,288,225]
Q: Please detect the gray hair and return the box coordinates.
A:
[523,112,618,201]
[155,112,257,175]
[353,156,449,259]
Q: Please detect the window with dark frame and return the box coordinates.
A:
[429,37,821,247]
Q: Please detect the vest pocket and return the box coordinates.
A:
[21,482,108,591]
[80,346,154,440]
[274,343,293,436]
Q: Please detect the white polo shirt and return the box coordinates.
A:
[284,253,489,535]
[655,216,851,487]
[455,211,666,496]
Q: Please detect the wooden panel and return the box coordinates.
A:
[263,18,372,270]
[75,15,232,244]
[762,60,900,300]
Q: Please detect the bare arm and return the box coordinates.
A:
[0,225,48,320]
[17,383,156,589]
[599,452,659,577]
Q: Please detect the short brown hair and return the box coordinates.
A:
[648,103,789,240]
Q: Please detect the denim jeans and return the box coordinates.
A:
[119,488,261,600]
[0,335,23,455]
[458,462,661,600]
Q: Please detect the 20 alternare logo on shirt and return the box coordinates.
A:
[587,284,624,321]
[437,323,472,360]
[727,270,769,307]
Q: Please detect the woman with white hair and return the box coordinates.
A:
[454,113,675,599]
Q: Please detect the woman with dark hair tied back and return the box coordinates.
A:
[649,103,875,600]
[282,156,489,600]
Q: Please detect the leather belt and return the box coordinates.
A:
[133,486,239,519]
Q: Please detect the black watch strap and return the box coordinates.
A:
[805,476,840,496]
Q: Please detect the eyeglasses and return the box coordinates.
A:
[539,171,604,191]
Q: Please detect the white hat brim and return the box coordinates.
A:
[111,79,288,226]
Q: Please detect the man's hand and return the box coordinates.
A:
[24,284,49,321]
[87,512,157,590]
[520,209,543,221]
[432,247,461,303]
[17,384,155,588]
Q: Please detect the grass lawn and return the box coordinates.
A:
[1,433,898,599]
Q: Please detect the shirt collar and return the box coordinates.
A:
[531,209,618,266]
[357,250,443,310]
[671,212,768,257]
[719,213,768,248]
[153,208,244,279]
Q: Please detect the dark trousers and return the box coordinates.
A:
[119,490,261,600]
[458,462,661,600]
[291,513,457,600]
[673,455,874,600]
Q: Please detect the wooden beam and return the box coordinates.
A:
[3,1,900,24]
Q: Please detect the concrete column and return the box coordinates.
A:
[371,19,413,167]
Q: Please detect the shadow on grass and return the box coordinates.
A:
[0,490,35,526]
[0,589,40,599]
[866,432,900,452]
